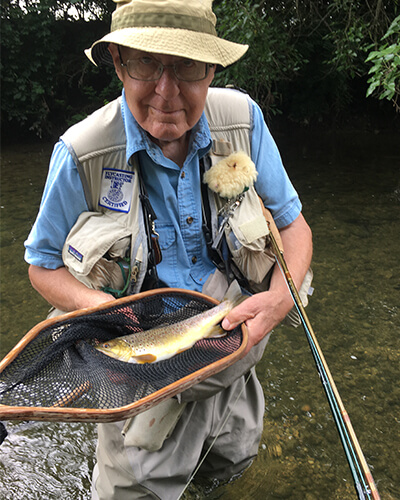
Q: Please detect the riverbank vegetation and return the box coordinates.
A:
[1,0,399,141]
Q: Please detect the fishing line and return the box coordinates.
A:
[269,231,380,500]
[176,370,253,500]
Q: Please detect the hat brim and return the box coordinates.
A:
[85,27,248,68]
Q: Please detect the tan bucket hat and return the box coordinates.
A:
[85,0,248,68]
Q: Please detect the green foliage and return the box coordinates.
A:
[366,15,400,111]
[1,0,118,139]
[213,0,306,118]
[1,0,399,138]
[1,1,60,136]
[214,0,399,125]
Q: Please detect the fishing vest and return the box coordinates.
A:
[60,87,311,321]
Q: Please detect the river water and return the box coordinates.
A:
[0,130,399,499]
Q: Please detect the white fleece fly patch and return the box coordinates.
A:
[99,168,134,213]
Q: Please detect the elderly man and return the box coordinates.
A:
[25,0,312,498]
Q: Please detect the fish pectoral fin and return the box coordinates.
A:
[133,354,158,364]
[207,325,227,338]
[176,346,191,354]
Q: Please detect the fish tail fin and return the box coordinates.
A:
[223,279,248,307]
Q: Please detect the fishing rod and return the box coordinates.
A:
[268,229,380,500]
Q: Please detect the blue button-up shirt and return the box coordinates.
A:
[25,90,301,292]
[122,93,215,289]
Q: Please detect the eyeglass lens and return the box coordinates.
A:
[121,53,209,82]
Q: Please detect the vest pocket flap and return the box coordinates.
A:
[238,215,269,244]
[226,186,270,251]
[62,211,131,276]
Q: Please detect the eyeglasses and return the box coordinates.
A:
[118,47,213,82]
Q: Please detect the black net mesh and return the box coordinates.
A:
[0,290,243,413]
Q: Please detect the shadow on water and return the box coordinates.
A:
[0,131,399,499]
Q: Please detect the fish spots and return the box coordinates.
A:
[94,281,245,364]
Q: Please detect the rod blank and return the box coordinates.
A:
[268,229,380,500]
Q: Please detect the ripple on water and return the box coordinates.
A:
[0,421,97,499]
[1,135,399,499]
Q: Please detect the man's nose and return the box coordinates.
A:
[154,67,181,99]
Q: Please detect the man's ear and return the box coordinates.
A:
[108,43,123,82]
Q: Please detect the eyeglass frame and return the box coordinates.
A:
[117,46,214,82]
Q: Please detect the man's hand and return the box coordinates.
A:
[222,289,293,354]
[222,213,312,354]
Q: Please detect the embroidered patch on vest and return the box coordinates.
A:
[99,168,134,213]
[68,245,83,262]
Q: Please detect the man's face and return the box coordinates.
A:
[109,45,215,144]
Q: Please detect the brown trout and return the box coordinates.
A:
[95,282,245,364]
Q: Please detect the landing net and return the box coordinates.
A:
[0,289,246,423]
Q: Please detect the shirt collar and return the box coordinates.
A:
[120,90,213,164]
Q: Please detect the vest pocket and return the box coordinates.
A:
[62,211,132,292]
[220,187,276,284]
[225,226,275,284]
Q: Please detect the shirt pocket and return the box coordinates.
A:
[155,223,177,269]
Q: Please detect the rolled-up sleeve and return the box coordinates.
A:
[24,141,88,269]
[251,100,302,229]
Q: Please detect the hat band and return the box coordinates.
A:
[111,12,217,36]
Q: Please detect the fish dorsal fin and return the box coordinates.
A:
[223,280,247,307]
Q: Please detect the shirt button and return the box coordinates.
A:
[181,171,185,178]
[186,216,194,224]
[192,256,197,264]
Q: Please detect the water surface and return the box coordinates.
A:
[0,131,399,499]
